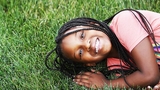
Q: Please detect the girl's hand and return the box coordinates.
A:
[73,69,108,89]
[147,80,160,90]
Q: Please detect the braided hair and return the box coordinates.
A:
[45,9,159,87]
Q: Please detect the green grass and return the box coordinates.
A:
[0,0,159,89]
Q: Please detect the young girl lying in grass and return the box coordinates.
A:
[45,9,160,89]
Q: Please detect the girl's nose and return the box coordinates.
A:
[86,40,90,51]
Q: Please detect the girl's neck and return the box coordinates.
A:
[107,46,119,58]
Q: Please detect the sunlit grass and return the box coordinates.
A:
[0,0,159,89]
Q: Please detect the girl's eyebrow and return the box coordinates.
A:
[73,32,78,60]
[75,31,77,37]
[74,52,77,60]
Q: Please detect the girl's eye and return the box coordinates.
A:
[79,49,83,59]
[80,31,85,39]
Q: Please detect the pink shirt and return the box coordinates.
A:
[107,10,160,70]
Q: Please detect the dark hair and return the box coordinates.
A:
[45,9,159,87]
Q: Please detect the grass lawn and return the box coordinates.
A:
[0,0,159,89]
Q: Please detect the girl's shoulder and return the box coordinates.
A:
[110,10,160,52]
[114,10,160,23]
[116,9,160,16]
[109,10,151,52]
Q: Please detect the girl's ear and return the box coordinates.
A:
[85,63,96,66]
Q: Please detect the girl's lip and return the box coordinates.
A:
[90,37,101,56]
[95,38,100,54]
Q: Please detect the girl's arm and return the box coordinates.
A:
[117,36,159,87]
[73,37,159,89]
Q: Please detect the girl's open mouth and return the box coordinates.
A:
[95,38,100,54]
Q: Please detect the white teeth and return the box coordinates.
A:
[95,39,99,53]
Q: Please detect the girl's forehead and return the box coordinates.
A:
[64,26,91,34]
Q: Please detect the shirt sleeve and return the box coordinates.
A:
[110,10,149,52]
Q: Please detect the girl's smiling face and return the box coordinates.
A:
[61,27,112,66]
